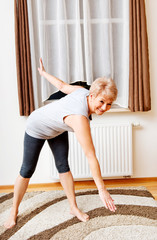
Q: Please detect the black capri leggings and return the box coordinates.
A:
[20,132,70,178]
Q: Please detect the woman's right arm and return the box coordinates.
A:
[64,115,117,212]
[38,58,82,94]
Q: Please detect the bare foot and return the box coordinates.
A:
[70,206,89,222]
[4,207,18,229]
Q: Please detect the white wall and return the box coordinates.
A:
[0,0,156,185]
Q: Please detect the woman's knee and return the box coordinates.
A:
[55,160,70,174]
[21,133,45,179]
[20,166,35,178]
[19,174,30,180]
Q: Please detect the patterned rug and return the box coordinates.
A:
[0,187,157,240]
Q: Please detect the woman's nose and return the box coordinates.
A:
[102,103,107,111]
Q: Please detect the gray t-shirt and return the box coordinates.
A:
[26,88,90,139]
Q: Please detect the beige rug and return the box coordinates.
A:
[0,187,157,240]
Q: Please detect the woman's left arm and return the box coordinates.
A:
[64,115,117,212]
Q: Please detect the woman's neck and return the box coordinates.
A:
[87,96,93,116]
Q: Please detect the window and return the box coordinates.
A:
[27,0,129,109]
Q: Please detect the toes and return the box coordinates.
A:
[82,214,89,222]
[84,214,89,221]
[70,208,89,222]
[4,221,16,229]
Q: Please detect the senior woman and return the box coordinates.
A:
[4,58,117,229]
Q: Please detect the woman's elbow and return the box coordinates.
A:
[59,82,70,94]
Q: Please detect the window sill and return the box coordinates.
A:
[107,104,131,113]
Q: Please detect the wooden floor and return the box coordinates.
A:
[0,177,157,200]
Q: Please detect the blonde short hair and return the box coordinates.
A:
[89,77,118,102]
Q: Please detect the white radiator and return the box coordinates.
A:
[51,123,133,179]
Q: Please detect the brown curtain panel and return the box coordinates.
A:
[129,0,151,111]
[14,0,34,116]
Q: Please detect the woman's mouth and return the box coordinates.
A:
[98,108,104,113]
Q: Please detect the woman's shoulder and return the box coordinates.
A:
[71,87,89,96]
[59,87,89,110]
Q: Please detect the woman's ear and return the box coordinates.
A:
[89,93,93,98]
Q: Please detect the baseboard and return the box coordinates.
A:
[0,177,157,193]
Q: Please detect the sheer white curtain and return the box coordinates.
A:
[27,0,129,108]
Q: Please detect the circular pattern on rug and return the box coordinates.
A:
[84,225,157,240]
[51,215,157,240]
[0,187,157,240]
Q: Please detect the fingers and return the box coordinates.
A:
[39,58,42,68]
[38,58,45,74]
[107,200,117,212]
[99,189,117,212]
[102,199,108,210]
[107,196,116,212]
[104,198,116,212]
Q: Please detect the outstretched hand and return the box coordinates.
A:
[99,188,117,212]
[38,58,45,76]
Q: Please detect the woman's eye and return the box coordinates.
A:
[100,101,104,103]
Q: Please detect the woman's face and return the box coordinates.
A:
[90,93,112,115]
